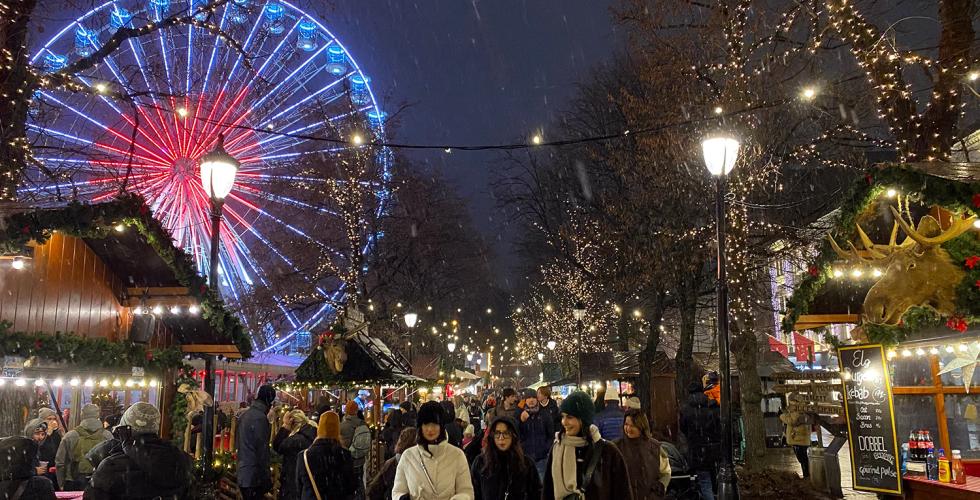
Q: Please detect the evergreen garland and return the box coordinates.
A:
[0,194,251,358]
[782,164,980,345]
[0,320,185,369]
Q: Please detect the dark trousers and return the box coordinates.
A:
[793,445,810,478]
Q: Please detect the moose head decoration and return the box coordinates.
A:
[828,206,977,325]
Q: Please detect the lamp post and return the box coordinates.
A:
[403,312,418,366]
[702,134,740,500]
[198,134,238,470]
[572,301,586,386]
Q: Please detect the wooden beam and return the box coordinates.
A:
[126,287,190,297]
[180,344,242,357]
[794,314,860,330]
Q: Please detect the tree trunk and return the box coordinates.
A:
[732,315,767,469]
[0,0,38,200]
[637,291,666,414]
[674,275,698,404]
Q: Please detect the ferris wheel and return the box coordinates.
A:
[26,0,391,350]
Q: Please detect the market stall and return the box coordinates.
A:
[782,162,980,495]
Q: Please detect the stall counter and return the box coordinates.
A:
[888,475,980,500]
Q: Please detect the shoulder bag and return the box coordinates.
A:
[562,441,603,500]
[304,449,323,500]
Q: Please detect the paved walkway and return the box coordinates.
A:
[757,438,875,499]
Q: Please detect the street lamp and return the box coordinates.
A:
[572,301,586,385]
[546,340,557,351]
[403,312,418,366]
[198,133,238,471]
[702,133,740,500]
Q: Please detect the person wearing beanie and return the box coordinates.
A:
[237,384,276,500]
[297,411,357,500]
[393,401,474,500]
[55,404,112,490]
[541,391,633,500]
[595,385,625,440]
[680,381,720,500]
[518,394,555,480]
[23,408,62,489]
[0,436,57,500]
[84,403,193,500]
[340,400,365,449]
[273,409,317,500]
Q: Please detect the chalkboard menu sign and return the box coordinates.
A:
[838,344,902,495]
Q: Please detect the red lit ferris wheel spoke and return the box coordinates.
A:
[27,125,171,167]
[192,13,284,158]
[218,46,334,152]
[70,77,174,160]
[36,92,174,166]
[82,31,179,157]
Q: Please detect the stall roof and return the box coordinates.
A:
[295,331,426,385]
[0,195,252,358]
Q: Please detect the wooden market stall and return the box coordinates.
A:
[782,162,980,495]
[0,195,251,440]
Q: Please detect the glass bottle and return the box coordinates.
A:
[951,450,966,485]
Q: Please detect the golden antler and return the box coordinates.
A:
[889,206,977,247]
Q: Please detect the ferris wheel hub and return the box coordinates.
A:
[172,157,198,183]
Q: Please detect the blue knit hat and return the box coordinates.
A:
[559,391,595,429]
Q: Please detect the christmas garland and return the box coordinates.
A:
[0,320,185,369]
[783,163,980,345]
[0,194,251,358]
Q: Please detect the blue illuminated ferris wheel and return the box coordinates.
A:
[27,0,391,350]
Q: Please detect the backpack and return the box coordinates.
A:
[72,427,104,475]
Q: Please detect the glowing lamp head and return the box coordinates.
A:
[447,342,456,353]
[11,258,25,270]
[702,135,740,176]
[199,134,239,200]
[572,301,587,321]
[403,312,418,328]
[546,340,556,350]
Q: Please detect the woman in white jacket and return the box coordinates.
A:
[392,401,474,500]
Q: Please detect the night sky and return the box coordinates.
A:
[32,0,624,285]
[330,1,624,282]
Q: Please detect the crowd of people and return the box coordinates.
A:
[0,374,731,500]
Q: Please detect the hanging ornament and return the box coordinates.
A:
[807,266,820,277]
[938,345,980,393]
[972,194,980,209]
[946,316,968,333]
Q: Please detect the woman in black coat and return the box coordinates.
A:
[470,417,541,500]
[272,410,317,500]
[297,412,357,500]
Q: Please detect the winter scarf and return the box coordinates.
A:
[551,425,602,499]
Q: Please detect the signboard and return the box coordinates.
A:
[838,344,902,495]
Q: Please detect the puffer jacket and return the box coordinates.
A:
[594,403,625,441]
[0,436,56,500]
[83,433,193,500]
[393,440,474,500]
